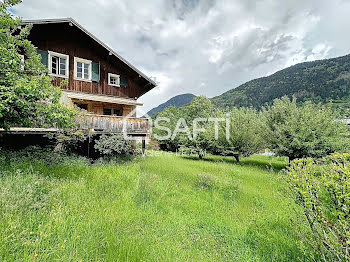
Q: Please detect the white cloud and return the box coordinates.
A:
[12,0,350,112]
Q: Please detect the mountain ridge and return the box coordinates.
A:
[147,93,196,116]
[211,54,350,114]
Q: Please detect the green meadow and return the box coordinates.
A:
[0,152,315,261]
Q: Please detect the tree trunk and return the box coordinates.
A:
[234,154,240,163]
[198,152,203,160]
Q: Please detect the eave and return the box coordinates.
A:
[64,90,143,106]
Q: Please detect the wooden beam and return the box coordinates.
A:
[142,137,146,157]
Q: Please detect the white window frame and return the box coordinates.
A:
[108,73,120,87]
[48,51,69,78]
[74,57,92,82]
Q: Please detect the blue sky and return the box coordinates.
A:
[12,0,350,113]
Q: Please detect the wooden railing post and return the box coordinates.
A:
[142,137,146,157]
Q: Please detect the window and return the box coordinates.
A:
[74,57,92,81]
[48,51,69,78]
[103,107,122,116]
[103,108,112,115]
[113,108,122,116]
[74,102,88,111]
[108,73,120,87]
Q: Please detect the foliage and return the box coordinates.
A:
[153,96,215,154]
[152,105,183,151]
[263,97,349,160]
[178,96,215,158]
[0,0,76,130]
[0,145,88,165]
[215,107,265,162]
[212,54,350,115]
[153,96,265,161]
[94,134,134,157]
[0,152,317,261]
[284,153,350,261]
[47,129,89,153]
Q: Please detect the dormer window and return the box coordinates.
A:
[74,57,92,81]
[108,73,120,87]
[48,51,69,78]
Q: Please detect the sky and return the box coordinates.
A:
[12,0,350,113]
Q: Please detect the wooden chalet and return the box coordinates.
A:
[19,18,156,137]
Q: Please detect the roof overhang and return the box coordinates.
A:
[0,128,58,134]
[64,91,143,106]
[22,18,157,88]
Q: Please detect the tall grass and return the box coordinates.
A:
[0,151,314,261]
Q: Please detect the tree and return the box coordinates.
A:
[0,0,75,130]
[263,97,349,161]
[179,96,215,158]
[216,107,265,162]
[152,106,183,151]
[153,96,215,156]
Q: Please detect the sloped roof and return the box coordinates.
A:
[22,18,157,87]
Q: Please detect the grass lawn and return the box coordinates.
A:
[0,152,313,261]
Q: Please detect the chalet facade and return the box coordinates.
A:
[23,18,156,136]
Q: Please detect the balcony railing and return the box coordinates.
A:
[77,114,151,134]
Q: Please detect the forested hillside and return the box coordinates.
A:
[212,54,350,114]
[147,93,195,116]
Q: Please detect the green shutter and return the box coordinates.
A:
[92,62,100,82]
[37,49,48,68]
[120,76,128,87]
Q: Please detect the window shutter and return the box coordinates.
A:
[120,76,128,87]
[37,49,48,68]
[91,62,100,82]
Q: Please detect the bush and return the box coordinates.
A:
[283,153,350,261]
[46,129,88,153]
[0,146,88,165]
[94,134,134,157]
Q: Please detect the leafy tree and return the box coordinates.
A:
[0,0,75,130]
[215,107,265,162]
[263,97,349,161]
[179,96,215,158]
[153,96,215,155]
[182,96,214,121]
[152,106,183,151]
[284,153,350,261]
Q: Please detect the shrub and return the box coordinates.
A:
[45,129,88,153]
[94,134,134,157]
[283,153,350,261]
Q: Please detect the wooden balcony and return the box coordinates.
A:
[77,114,151,135]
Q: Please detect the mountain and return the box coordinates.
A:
[147,93,196,116]
[211,54,350,114]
